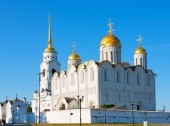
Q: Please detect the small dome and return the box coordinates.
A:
[44,46,56,53]
[100,34,120,47]
[135,46,147,54]
[68,52,80,60]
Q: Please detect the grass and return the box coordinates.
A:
[32,124,170,126]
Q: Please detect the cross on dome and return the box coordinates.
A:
[72,42,77,53]
[107,18,114,34]
[137,35,144,46]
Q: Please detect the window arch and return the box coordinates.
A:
[140,58,142,65]
[147,74,151,87]
[117,70,121,83]
[106,52,108,60]
[104,69,109,82]
[62,76,65,88]
[106,91,108,102]
[137,73,141,85]
[127,71,130,84]
[90,67,94,81]
[71,73,75,86]
[42,69,45,77]
[81,70,84,84]
[111,51,113,62]
[118,94,121,103]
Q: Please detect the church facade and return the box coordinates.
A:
[32,17,156,115]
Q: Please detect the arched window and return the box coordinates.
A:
[147,74,150,87]
[90,68,94,81]
[149,94,151,104]
[71,73,75,86]
[137,73,141,85]
[43,69,45,77]
[117,70,121,83]
[106,52,108,60]
[106,91,108,102]
[55,78,58,89]
[62,76,65,88]
[55,81,58,89]
[116,51,118,62]
[136,58,138,65]
[127,71,130,84]
[111,51,113,62]
[104,69,109,82]
[81,70,84,84]
[118,94,121,103]
[140,58,142,65]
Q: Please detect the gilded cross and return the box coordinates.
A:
[137,35,144,46]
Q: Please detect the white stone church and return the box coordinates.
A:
[31,16,156,117]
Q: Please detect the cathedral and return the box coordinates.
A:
[32,16,156,115]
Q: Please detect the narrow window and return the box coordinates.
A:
[149,94,151,104]
[106,52,108,60]
[90,68,94,81]
[117,70,121,83]
[81,71,84,84]
[119,94,121,103]
[43,69,45,77]
[111,51,113,62]
[147,75,150,87]
[62,76,65,88]
[127,71,130,84]
[137,73,140,85]
[140,58,142,65]
[71,73,75,86]
[55,78,58,89]
[104,69,107,81]
[106,91,108,102]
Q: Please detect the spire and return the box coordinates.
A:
[107,18,114,35]
[44,14,56,53]
[47,13,52,48]
[137,35,144,47]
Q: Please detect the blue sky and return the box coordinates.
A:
[0,0,170,111]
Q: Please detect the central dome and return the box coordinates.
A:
[68,52,80,60]
[100,34,120,47]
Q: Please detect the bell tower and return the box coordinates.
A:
[40,15,60,95]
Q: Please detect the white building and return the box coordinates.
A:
[32,16,156,117]
[0,97,32,124]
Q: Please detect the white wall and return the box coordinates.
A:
[37,109,170,124]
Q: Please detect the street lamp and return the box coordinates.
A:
[130,102,135,126]
[77,95,84,126]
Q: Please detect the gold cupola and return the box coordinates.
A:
[100,19,121,47]
[135,46,147,54]
[68,52,81,60]
[44,15,56,53]
[134,35,147,54]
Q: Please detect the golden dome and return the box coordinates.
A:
[44,46,56,53]
[68,52,80,60]
[135,46,147,54]
[100,34,120,47]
